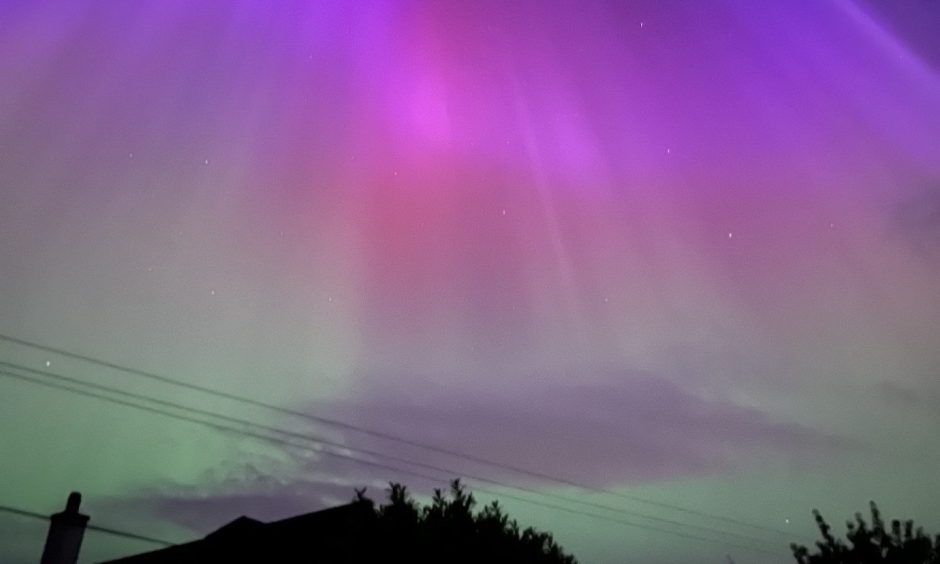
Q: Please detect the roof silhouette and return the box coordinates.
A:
[101,502,373,563]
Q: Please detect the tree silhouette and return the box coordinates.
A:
[352,479,577,564]
[791,502,940,563]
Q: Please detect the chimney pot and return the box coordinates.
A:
[41,492,89,564]
[65,492,81,513]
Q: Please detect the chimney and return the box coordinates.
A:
[40,492,89,564]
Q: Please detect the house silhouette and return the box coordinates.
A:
[101,501,374,563]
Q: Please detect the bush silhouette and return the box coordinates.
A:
[791,502,939,563]
[352,479,577,564]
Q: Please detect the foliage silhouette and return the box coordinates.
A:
[791,502,939,563]
[351,479,577,564]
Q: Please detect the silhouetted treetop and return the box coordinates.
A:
[791,501,939,563]
[353,479,577,564]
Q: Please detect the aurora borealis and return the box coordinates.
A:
[1,1,939,562]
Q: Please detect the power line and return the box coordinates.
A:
[0,359,779,549]
[0,367,786,557]
[0,363,787,553]
[0,333,794,539]
[0,367,783,557]
[0,504,174,546]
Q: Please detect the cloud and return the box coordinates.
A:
[313,370,850,487]
[103,449,444,535]
[104,371,850,536]
[894,185,940,261]
[877,381,940,415]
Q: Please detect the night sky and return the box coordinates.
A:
[1,1,939,563]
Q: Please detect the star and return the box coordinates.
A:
[727,232,733,239]
[501,208,507,216]
[210,289,216,296]
[640,21,645,28]
[45,361,52,368]
[203,158,210,165]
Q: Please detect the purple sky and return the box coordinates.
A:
[1,1,939,563]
